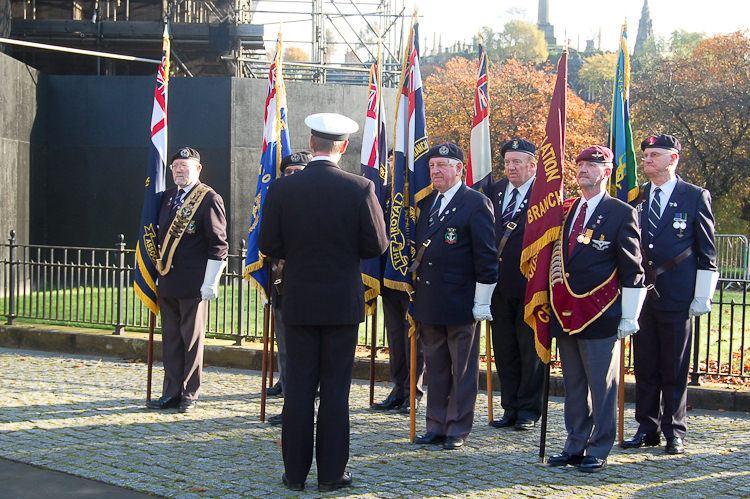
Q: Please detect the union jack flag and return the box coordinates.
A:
[360,52,388,314]
[467,40,492,193]
[134,24,170,316]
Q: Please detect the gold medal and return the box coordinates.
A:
[577,234,585,243]
[582,229,593,245]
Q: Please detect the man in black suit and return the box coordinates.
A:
[411,142,498,450]
[266,151,312,426]
[547,145,645,472]
[621,134,718,455]
[485,138,544,431]
[258,113,388,492]
[147,146,228,414]
[372,150,425,414]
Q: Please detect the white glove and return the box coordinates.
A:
[200,259,227,300]
[689,269,719,317]
[618,287,647,338]
[472,282,496,321]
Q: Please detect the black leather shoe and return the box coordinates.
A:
[413,432,446,445]
[178,399,197,413]
[266,382,283,398]
[318,471,352,492]
[514,418,536,430]
[442,436,465,450]
[577,456,606,472]
[547,451,584,467]
[371,394,405,410]
[620,432,661,449]
[665,436,684,454]
[146,395,181,410]
[282,473,304,491]
[489,414,516,428]
[267,413,282,425]
[399,398,421,414]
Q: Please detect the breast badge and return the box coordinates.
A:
[591,234,611,251]
[445,227,457,244]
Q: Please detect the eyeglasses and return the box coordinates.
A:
[169,163,193,171]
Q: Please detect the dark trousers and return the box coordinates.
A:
[420,322,479,438]
[381,287,424,400]
[557,334,619,459]
[490,293,544,421]
[634,302,692,439]
[159,297,207,401]
[282,323,358,484]
[272,306,287,390]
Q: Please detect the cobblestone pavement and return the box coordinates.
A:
[1,347,749,499]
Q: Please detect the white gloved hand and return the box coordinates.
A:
[689,269,719,317]
[618,287,647,338]
[200,259,227,300]
[617,318,639,338]
[472,282,496,321]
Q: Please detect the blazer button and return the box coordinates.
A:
[565,272,570,278]
[416,276,420,281]
[170,265,174,269]
[648,260,653,266]
[498,257,503,262]
[426,280,431,285]
[428,262,433,266]
[648,244,654,249]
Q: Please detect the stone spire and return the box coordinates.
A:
[634,0,657,56]
[537,0,556,46]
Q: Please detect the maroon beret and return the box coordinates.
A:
[575,145,613,164]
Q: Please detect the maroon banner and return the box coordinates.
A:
[519,51,568,364]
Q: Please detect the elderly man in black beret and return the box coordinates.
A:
[411,142,498,450]
[266,151,313,425]
[484,138,545,431]
[148,146,228,413]
[547,145,645,472]
[621,134,718,455]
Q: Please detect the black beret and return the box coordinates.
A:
[576,145,614,164]
[171,146,200,163]
[640,134,681,153]
[426,142,464,162]
[281,151,312,170]
[500,138,537,158]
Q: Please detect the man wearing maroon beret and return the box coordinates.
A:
[621,134,718,455]
[547,145,645,472]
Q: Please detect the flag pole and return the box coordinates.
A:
[485,321,493,423]
[260,265,271,422]
[538,361,551,461]
[369,310,377,406]
[269,297,276,392]
[618,339,626,442]
[410,329,417,440]
[146,311,155,401]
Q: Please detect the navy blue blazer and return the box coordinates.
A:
[550,193,644,340]
[157,183,228,299]
[413,184,498,326]
[485,177,534,300]
[638,179,717,311]
[258,159,388,326]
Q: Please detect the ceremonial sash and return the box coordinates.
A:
[156,184,212,276]
[549,208,620,334]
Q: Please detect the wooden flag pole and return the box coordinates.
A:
[260,267,271,422]
[618,338,626,443]
[538,362,551,461]
[409,331,417,441]
[146,311,155,401]
[485,321,493,423]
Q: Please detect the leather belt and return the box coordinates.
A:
[644,247,693,298]
[408,239,431,272]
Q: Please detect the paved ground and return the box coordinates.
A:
[1,347,749,498]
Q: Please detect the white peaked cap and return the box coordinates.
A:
[304,113,359,141]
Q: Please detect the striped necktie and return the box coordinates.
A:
[501,188,519,226]
[170,189,185,217]
[648,187,662,239]
[428,194,444,227]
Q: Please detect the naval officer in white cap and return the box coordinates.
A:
[259,112,389,492]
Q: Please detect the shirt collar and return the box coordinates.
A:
[651,177,677,202]
[506,175,535,199]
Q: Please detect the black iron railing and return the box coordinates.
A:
[2,230,749,379]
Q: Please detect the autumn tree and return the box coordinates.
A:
[576,52,618,108]
[631,31,750,234]
[284,46,309,62]
[482,21,549,65]
[423,56,607,195]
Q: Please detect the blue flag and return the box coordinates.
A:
[383,20,430,332]
[360,51,388,314]
[609,24,638,204]
[134,24,169,316]
[243,36,291,304]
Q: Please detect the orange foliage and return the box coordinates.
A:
[423,57,608,196]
